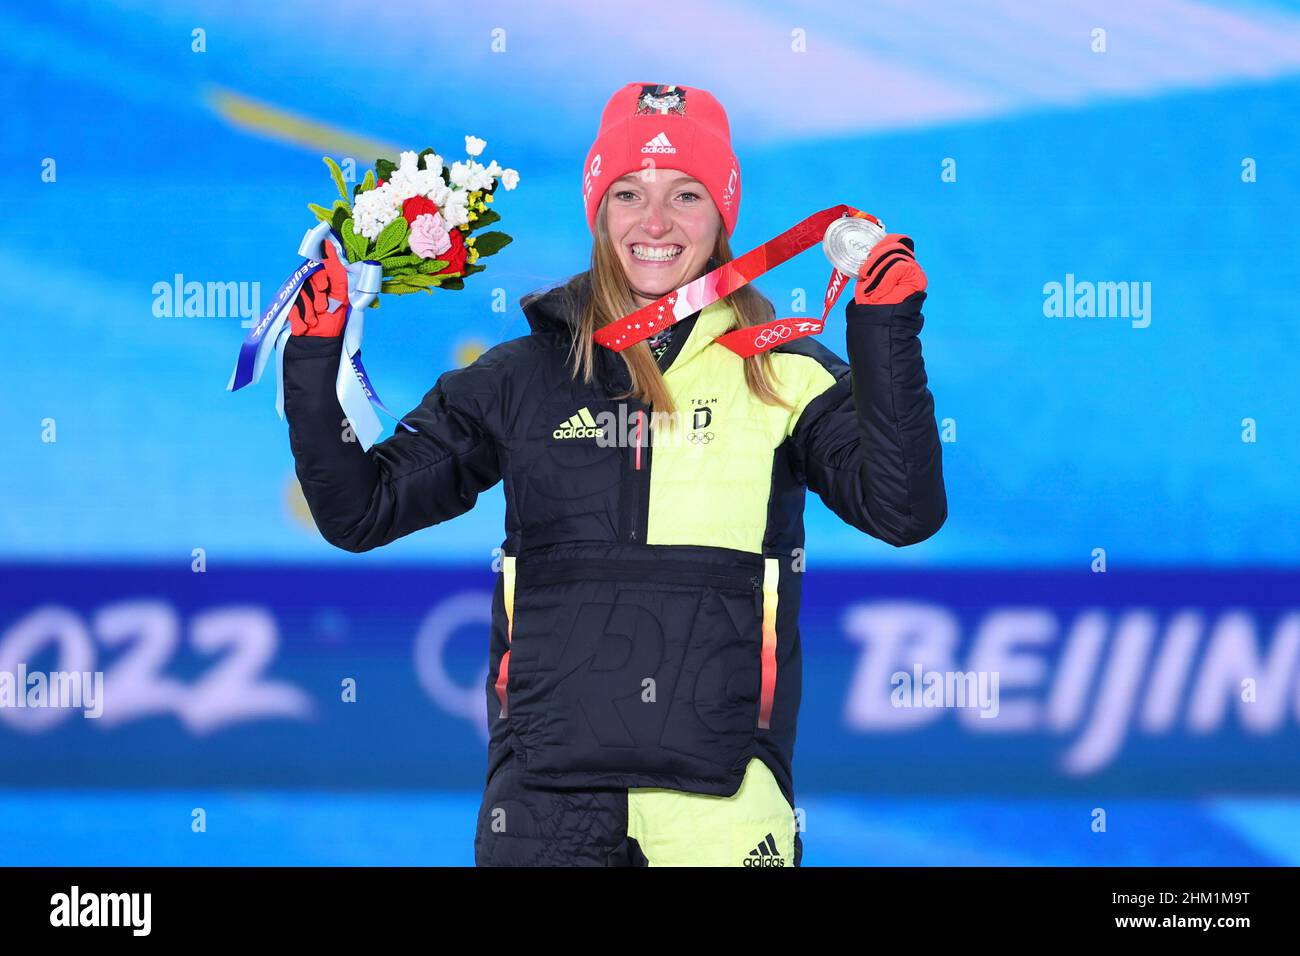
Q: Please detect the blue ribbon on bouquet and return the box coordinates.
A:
[226,221,417,452]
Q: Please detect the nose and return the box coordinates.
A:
[640,201,671,238]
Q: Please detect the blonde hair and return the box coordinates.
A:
[563,191,794,420]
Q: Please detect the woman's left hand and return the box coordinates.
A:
[854,233,927,305]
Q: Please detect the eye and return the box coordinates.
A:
[614,189,638,201]
[677,191,701,202]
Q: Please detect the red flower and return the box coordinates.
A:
[435,228,468,276]
[402,195,439,225]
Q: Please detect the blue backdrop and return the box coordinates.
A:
[2,0,1299,865]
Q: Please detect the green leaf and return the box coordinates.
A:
[381,282,433,296]
[323,156,350,203]
[466,209,501,232]
[331,205,349,235]
[341,219,369,263]
[375,158,397,183]
[308,203,333,225]
[439,278,465,290]
[463,263,486,276]
[380,254,425,270]
[471,231,513,257]
[394,273,443,288]
[331,199,352,227]
[415,259,450,274]
[373,217,409,259]
[355,169,376,196]
[385,263,448,280]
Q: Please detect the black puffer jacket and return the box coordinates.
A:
[281,272,945,805]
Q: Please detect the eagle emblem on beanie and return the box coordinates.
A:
[636,84,687,116]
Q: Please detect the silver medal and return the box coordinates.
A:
[823,215,886,275]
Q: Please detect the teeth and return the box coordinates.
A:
[632,244,682,262]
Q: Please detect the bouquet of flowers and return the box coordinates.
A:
[310,137,518,299]
[228,136,519,450]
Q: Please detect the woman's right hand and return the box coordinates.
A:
[290,239,351,336]
[854,233,927,306]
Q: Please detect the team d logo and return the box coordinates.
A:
[690,405,714,445]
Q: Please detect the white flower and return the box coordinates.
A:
[500,167,520,191]
[484,159,502,179]
[421,152,444,176]
[448,160,473,189]
[476,163,496,191]
[424,179,452,208]
[440,189,471,228]
[387,150,441,203]
[351,181,402,240]
[420,169,445,195]
[465,135,486,157]
[450,160,496,192]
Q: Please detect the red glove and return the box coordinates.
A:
[290,238,351,336]
[854,233,927,306]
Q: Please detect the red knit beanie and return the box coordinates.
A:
[582,82,741,237]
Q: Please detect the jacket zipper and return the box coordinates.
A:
[626,407,652,543]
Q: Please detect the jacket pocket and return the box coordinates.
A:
[504,557,764,790]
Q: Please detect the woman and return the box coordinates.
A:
[282,82,946,866]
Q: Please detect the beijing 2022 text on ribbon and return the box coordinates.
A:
[225,221,415,452]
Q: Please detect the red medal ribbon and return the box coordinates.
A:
[594,204,880,356]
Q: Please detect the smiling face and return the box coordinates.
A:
[605,169,723,308]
